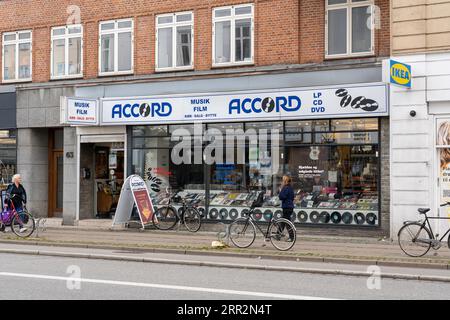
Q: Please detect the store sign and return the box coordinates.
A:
[112,175,155,228]
[61,97,99,125]
[383,59,412,88]
[100,83,388,125]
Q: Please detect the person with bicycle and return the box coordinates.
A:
[3,174,28,233]
[278,175,295,242]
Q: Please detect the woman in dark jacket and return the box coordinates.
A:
[3,174,27,212]
[278,175,295,241]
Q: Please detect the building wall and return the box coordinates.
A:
[79,143,95,220]
[0,0,390,83]
[392,0,450,55]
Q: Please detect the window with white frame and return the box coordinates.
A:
[99,19,133,75]
[213,4,254,66]
[326,0,374,57]
[156,12,193,71]
[2,31,32,82]
[51,25,83,79]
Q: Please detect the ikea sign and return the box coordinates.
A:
[384,59,411,88]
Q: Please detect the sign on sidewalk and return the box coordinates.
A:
[112,175,156,228]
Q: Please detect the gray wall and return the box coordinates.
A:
[63,126,78,225]
[79,143,94,220]
[17,128,48,218]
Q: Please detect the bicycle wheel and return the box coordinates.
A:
[398,222,432,257]
[153,206,178,230]
[229,217,256,248]
[270,218,296,251]
[11,211,35,238]
[183,207,201,233]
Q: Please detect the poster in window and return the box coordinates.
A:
[437,120,450,225]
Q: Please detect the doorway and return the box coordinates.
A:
[48,129,64,217]
[79,140,125,219]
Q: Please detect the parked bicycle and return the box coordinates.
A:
[152,188,202,232]
[229,191,297,251]
[398,202,450,257]
[0,194,35,238]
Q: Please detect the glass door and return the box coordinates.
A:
[436,118,450,235]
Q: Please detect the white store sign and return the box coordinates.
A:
[61,97,99,125]
[100,83,388,125]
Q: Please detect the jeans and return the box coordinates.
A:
[280,208,295,240]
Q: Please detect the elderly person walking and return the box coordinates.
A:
[3,174,27,213]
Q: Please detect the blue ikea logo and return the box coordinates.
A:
[390,60,411,88]
[229,96,301,114]
[112,102,172,119]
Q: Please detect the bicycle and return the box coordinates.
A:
[228,191,297,251]
[152,188,202,232]
[0,194,35,238]
[398,202,450,257]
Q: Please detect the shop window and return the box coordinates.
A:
[156,12,193,71]
[213,4,254,66]
[0,130,17,186]
[99,19,133,75]
[51,25,83,79]
[2,31,32,82]
[326,0,374,58]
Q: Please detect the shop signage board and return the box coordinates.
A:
[383,59,412,88]
[61,97,99,125]
[100,83,388,125]
[112,175,155,228]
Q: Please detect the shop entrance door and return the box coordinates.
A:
[48,129,64,217]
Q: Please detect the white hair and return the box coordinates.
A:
[12,174,21,183]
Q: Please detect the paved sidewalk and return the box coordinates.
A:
[1,218,450,269]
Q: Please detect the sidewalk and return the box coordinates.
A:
[1,218,450,269]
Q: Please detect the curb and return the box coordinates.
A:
[0,238,449,271]
[0,247,449,283]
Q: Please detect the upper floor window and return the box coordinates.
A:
[156,12,194,71]
[51,25,83,79]
[326,0,374,58]
[213,4,254,66]
[99,19,133,76]
[2,30,32,82]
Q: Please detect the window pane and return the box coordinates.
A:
[176,13,192,22]
[158,27,173,68]
[215,8,232,18]
[331,118,378,131]
[68,26,82,34]
[18,43,31,79]
[235,6,252,15]
[352,6,371,53]
[53,39,65,77]
[328,8,347,55]
[176,26,192,67]
[101,34,114,73]
[68,37,82,75]
[118,32,132,71]
[235,19,251,62]
[158,16,173,24]
[4,34,16,42]
[215,21,231,63]
[328,0,347,4]
[19,32,31,40]
[101,22,115,31]
[3,44,16,80]
[118,20,132,29]
[133,126,168,137]
[53,28,66,36]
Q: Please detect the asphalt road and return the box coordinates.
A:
[0,251,449,300]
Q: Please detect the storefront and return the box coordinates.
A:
[65,77,389,231]
[0,88,17,204]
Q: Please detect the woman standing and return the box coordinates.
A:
[278,175,295,241]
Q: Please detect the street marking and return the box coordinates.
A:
[0,272,336,300]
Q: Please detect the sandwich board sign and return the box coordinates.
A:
[112,175,156,228]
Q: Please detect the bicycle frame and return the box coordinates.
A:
[419,215,450,242]
[243,207,276,239]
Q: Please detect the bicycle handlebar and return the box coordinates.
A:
[440,202,450,207]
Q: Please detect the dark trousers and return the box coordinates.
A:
[280,208,295,240]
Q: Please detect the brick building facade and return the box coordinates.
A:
[0,0,391,237]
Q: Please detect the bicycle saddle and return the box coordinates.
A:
[418,208,430,214]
